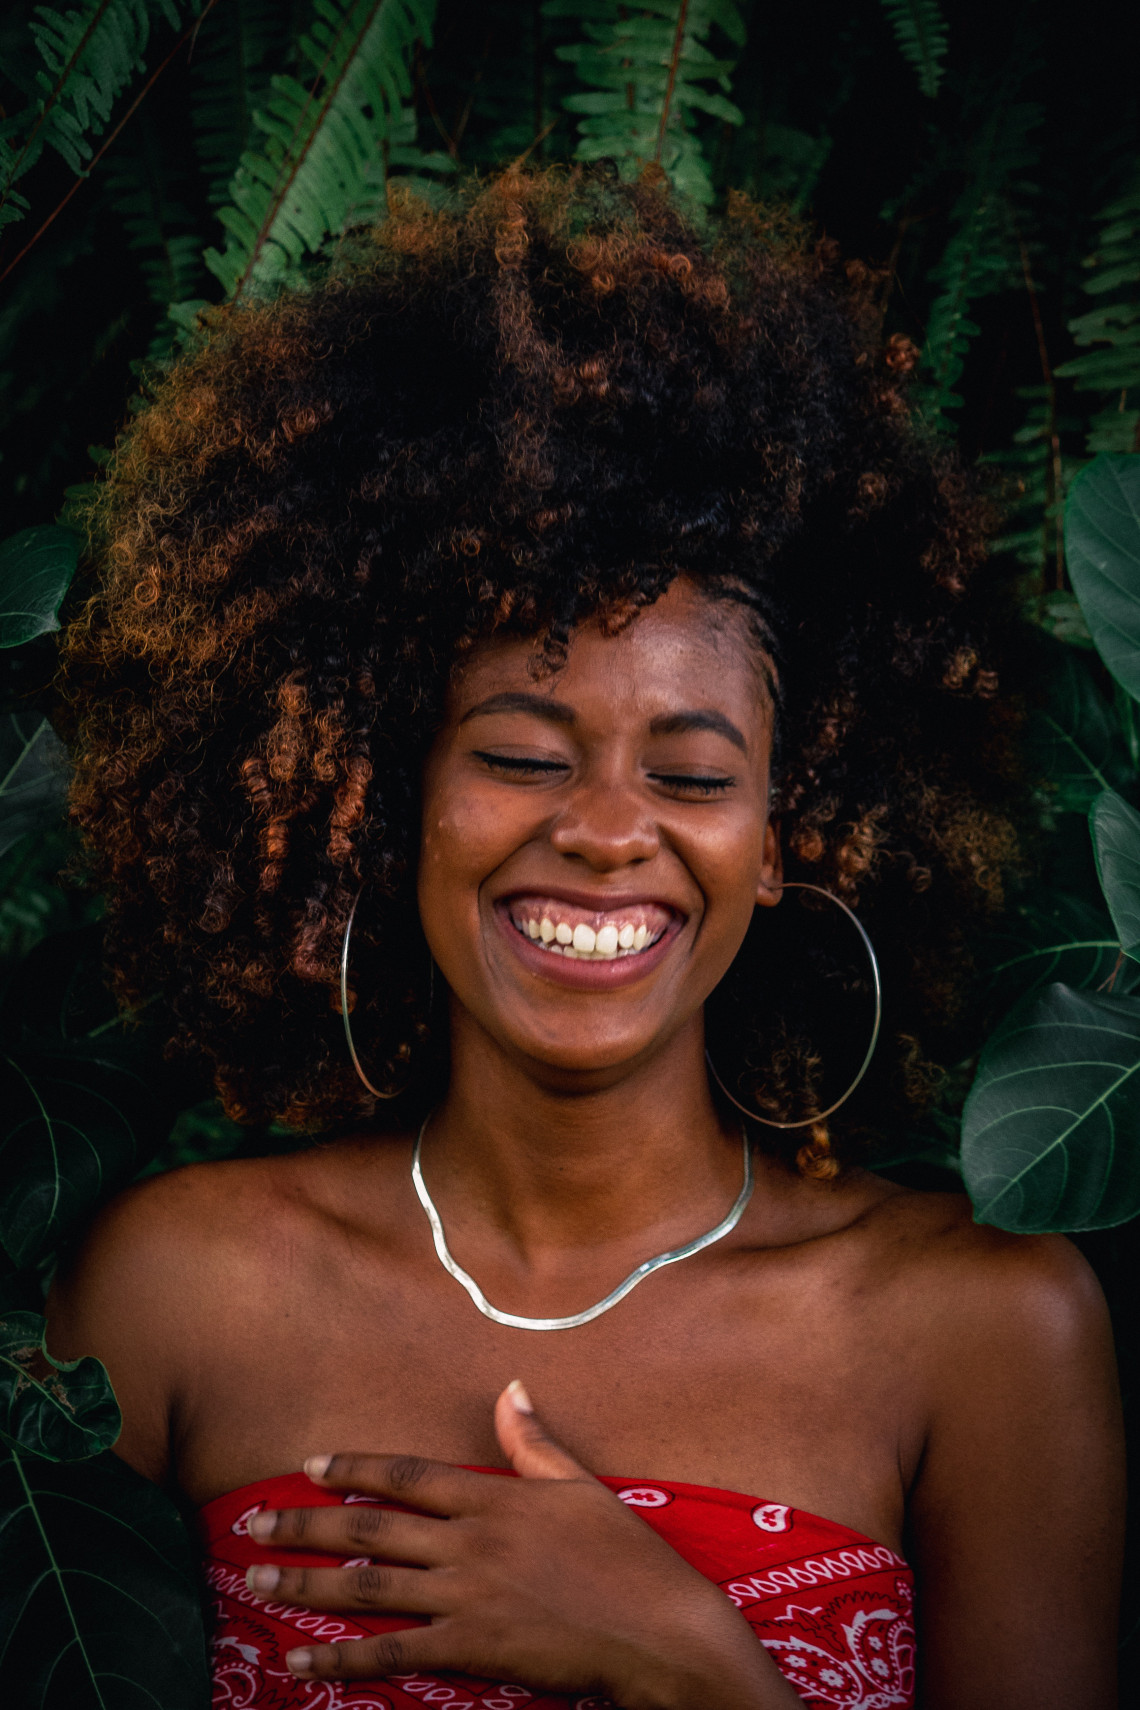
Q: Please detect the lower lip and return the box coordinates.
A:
[494,908,682,990]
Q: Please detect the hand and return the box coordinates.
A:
[244,1381,800,1710]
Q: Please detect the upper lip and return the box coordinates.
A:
[495,884,685,919]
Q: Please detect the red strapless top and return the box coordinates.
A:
[200,1471,915,1709]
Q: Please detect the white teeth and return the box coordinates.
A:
[513,909,666,960]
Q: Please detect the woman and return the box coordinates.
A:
[48,170,1123,1708]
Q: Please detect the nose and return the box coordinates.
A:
[548,777,660,871]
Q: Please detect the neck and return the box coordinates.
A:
[426,1008,744,1269]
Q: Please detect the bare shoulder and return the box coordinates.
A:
[48,1132,414,1348]
[858,1178,1108,1346]
[48,1154,289,1361]
[43,1156,290,1482]
[45,1138,409,1481]
[872,1189,1126,1705]
[49,1134,404,1334]
[849,1182,1119,1481]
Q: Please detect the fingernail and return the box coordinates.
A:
[247,1511,276,1541]
[246,1565,280,1594]
[507,1378,534,1414]
[305,1454,332,1480]
[286,1648,314,1676]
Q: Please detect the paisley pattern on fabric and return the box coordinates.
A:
[200,1471,915,1710]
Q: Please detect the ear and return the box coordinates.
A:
[755,816,783,908]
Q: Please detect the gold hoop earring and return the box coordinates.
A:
[340,884,408,1100]
[704,881,882,1130]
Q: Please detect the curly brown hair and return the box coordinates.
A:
[56,166,1021,1163]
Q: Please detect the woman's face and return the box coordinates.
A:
[418,581,781,1083]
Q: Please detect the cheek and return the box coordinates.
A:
[417,778,518,914]
[688,812,768,906]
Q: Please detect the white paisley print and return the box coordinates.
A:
[758,1581,916,1707]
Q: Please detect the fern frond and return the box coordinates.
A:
[189,0,283,209]
[981,385,1084,591]
[0,0,188,229]
[878,0,948,100]
[204,0,449,299]
[544,0,747,207]
[747,122,832,213]
[1055,175,1140,455]
[417,0,574,169]
[100,112,204,359]
[920,99,1042,428]
[102,117,203,308]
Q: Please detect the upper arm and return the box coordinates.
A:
[909,1233,1124,1710]
[45,1171,211,1487]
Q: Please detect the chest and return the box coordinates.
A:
[174,1234,923,1547]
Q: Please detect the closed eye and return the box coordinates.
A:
[473,751,569,776]
[649,773,735,795]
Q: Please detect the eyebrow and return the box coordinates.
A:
[461,693,748,753]
[649,710,749,753]
[460,691,576,726]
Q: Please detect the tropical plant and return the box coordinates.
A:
[963,455,1140,1230]
[0,0,1138,1698]
[0,0,196,232]
[1057,170,1140,456]
[203,0,449,299]
[546,0,748,205]
[878,0,949,101]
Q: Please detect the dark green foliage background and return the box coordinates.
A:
[0,0,1138,1700]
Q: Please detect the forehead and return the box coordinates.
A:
[447,582,773,726]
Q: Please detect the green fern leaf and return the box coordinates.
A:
[920,99,1042,428]
[545,0,747,207]
[1055,175,1140,456]
[878,0,948,100]
[102,116,203,309]
[981,385,1085,596]
[0,0,190,229]
[101,113,206,360]
[204,0,446,299]
[189,0,284,210]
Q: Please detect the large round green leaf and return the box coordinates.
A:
[0,1448,210,1708]
[1091,788,1140,961]
[0,1312,119,1462]
[0,526,81,650]
[1065,453,1140,702]
[961,981,1140,1231]
[0,931,186,1273]
[0,712,69,861]
[0,1047,154,1271]
[1025,638,1134,813]
[978,889,1138,1009]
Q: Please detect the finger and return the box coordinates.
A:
[248,1500,447,1565]
[244,1560,450,1617]
[494,1379,595,1482]
[286,1622,459,1683]
[303,1451,486,1516]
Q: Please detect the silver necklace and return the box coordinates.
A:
[411,1117,754,1332]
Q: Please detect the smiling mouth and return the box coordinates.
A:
[504,896,675,961]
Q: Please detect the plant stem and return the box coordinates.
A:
[1017,232,1065,594]
[10,1448,109,1708]
[656,0,691,164]
[0,0,224,287]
